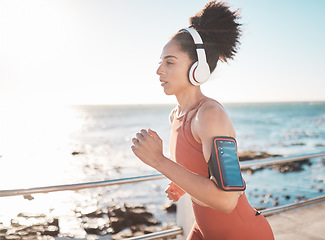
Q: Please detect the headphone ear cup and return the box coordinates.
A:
[188,61,210,86]
[181,28,211,86]
[188,61,200,86]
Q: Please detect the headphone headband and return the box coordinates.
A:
[180,28,204,44]
[180,28,210,86]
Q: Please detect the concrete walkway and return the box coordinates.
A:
[267,202,325,240]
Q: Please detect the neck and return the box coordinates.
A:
[175,87,205,116]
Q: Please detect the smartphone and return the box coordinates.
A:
[208,137,246,191]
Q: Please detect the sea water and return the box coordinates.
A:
[0,102,324,236]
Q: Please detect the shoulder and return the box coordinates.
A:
[198,99,226,119]
[197,100,228,126]
[193,99,235,138]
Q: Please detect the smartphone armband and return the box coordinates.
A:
[208,136,246,191]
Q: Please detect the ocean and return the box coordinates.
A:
[0,101,324,237]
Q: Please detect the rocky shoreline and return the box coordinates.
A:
[0,204,176,240]
[0,151,324,239]
[78,204,162,238]
[0,213,60,240]
[238,151,312,174]
[239,151,324,209]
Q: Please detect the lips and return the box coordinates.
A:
[160,79,167,86]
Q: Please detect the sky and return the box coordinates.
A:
[0,0,324,105]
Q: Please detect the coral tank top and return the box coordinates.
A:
[169,97,274,240]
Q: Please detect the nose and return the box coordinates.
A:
[156,64,163,76]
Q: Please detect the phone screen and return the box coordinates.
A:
[217,140,244,187]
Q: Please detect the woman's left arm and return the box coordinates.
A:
[191,101,242,211]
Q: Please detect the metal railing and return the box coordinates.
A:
[239,151,325,169]
[1,151,324,198]
[261,194,325,217]
[125,227,183,240]
[0,174,165,198]
[1,151,325,240]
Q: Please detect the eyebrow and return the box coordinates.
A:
[163,55,178,59]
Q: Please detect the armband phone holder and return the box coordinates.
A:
[208,136,246,191]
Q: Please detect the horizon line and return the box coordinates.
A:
[61,99,325,106]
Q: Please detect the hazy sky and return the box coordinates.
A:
[1,0,324,105]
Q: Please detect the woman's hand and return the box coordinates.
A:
[131,128,164,169]
[165,182,186,202]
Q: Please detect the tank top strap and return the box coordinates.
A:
[179,97,224,152]
[183,97,221,124]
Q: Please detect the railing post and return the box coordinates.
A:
[177,194,195,240]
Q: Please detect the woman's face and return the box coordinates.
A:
[156,40,193,96]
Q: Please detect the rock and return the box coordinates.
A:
[273,159,311,173]
[71,151,84,155]
[3,235,20,240]
[112,228,134,240]
[315,144,325,147]
[83,221,110,235]
[238,151,282,161]
[0,225,7,234]
[238,151,258,161]
[17,213,47,218]
[109,204,159,231]
[239,151,283,174]
[131,225,157,235]
[80,206,105,218]
[295,195,306,201]
[3,213,60,239]
[265,193,273,199]
[291,142,306,146]
[163,202,177,213]
[109,217,125,233]
[23,195,34,201]
[79,204,161,237]
[41,225,60,236]
[47,218,59,228]
[244,167,265,174]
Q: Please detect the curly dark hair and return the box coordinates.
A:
[171,1,241,73]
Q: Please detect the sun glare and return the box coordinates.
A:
[0,104,85,189]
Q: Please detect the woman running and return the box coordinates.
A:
[131,1,274,239]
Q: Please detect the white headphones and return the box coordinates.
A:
[180,28,211,86]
